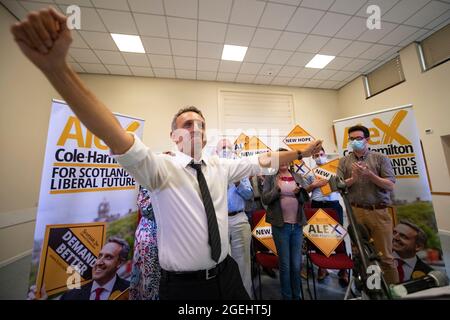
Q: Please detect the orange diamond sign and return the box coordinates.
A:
[283,125,315,152]
[312,158,340,195]
[303,209,346,257]
[251,213,277,255]
[234,133,271,157]
[292,159,311,177]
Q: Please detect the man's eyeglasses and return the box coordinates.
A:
[349,136,365,141]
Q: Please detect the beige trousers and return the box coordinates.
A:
[352,206,399,285]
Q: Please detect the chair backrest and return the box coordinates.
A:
[251,209,273,253]
[304,205,346,254]
[251,209,266,229]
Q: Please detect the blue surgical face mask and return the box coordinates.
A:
[219,149,233,159]
[350,139,366,151]
[315,156,327,165]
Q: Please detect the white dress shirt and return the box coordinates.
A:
[114,135,263,271]
[394,252,417,281]
[90,275,116,300]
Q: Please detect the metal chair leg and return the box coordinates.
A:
[305,256,313,300]
[310,259,317,300]
[344,275,354,300]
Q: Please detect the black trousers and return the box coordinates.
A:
[311,200,344,225]
[159,255,250,300]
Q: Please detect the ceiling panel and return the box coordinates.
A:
[229,0,265,27]
[148,54,174,68]
[286,7,325,33]
[134,13,168,37]
[259,2,296,30]
[164,0,198,19]
[171,39,197,57]
[167,17,197,40]
[274,31,307,51]
[199,0,232,23]
[3,0,446,89]
[128,0,164,15]
[382,0,431,23]
[130,66,155,77]
[95,50,126,65]
[311,12,351,37]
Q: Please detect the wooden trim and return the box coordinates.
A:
[332,124,337,147]
[431,192,450,196]
[420,140,433,191]
[365,80,406,99]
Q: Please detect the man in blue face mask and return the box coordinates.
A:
[304,147,347,285]
[337,125,398,285]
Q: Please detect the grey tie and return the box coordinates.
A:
[190,162,221,262]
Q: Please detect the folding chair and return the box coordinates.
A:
[304,206,353,300]
[250,209,279,300]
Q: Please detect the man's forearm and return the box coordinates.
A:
[258,151,298,168]
[369,174,395,191]
[45,64,133,154]
[345,177,355,187]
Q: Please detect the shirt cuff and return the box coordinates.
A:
[112,133,148,167]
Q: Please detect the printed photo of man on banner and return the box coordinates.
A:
[27,100,145,300]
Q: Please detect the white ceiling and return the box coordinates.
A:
[2,0,450,89]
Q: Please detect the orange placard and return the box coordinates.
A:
[303,209,347,257]
[251,213,277,255]
[292,159,311,177]
[233,133,250,153]
[283,125,315,152]
[35,222,106,298]
[234,133,271,157]
[312,158,340,195]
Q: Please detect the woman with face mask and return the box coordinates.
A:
[261,148,309,300]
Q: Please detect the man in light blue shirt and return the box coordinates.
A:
[304,147,347,284]
[217,139,254,299]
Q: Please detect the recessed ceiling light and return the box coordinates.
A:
[111,33,145,53]
[305,54,335,69]
[221,44,248,62]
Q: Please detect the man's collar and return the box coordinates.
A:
[393,252,417,268]
[174,150,209,168]
[352,148,370,160]
[91,274,117,293]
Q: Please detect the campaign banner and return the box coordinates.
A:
[29,100,145,299]
[333,105,446,268]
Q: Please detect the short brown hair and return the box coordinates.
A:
[348,125,370,138]
[107,236,130,261]
[399,220,428,248]
[171,106,205,131]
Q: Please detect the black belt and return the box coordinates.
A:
[351,203,388,210]
[312,200,339,204]
[161,256,229,281]
[228,210,243,217]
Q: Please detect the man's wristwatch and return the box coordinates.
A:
[296,150,303,160]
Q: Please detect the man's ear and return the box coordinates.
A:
[170,131,178,143]
[415,243,424,253]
